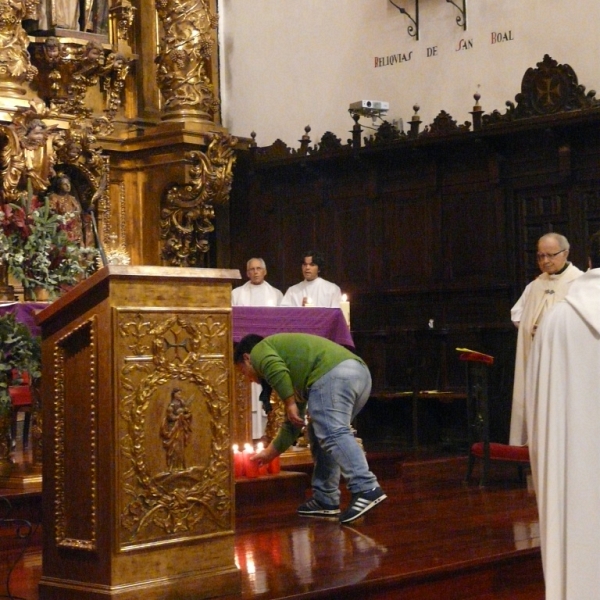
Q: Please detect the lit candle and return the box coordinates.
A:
[340,294,350,328]
[243,442,259,478]
[256,442,269,476]
[232,444,245,478]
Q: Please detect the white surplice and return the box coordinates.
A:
[231,279,283,439]
[231,280,283,307]
[526,268,600,600]
[280,277,342,308]
[509,263,583,445]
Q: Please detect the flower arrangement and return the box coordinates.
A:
[0,192,96,299]
[0,313,41,418]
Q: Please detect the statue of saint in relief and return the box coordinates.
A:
[160,388,193,472]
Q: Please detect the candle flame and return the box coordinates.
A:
[341,293,348,302]
[232,443,239,452]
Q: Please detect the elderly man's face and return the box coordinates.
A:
[537,237,568,274]
[247,260,266,285]
[302,256,320,281]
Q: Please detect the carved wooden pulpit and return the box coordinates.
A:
[36,266,242,600]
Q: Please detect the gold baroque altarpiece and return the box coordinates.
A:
[0,0,234,269]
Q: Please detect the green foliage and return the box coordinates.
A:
[1,194,97,298]
[0,313,41,414]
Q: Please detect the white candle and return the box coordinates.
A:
[340,294,350,328]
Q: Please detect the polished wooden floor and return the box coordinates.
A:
[0,449,544,600]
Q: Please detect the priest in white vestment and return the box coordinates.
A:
[232,258,283,438]
[526,230,600,600]
[231,257,283,307]
[509,233,582,445]
[281,250,342,308]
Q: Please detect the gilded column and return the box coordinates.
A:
[0,0,38,99]
[155,0,219,124]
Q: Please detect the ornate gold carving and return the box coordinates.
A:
[53,318,98,551]
[0,100,111,255]
[31,37,132,126]
[160,132,237,266]
[117,309,232,547]
[101,51,131,123]
[0,100,58,201]
[0,0,38,96]
[233,369,251,445]
[264,391,285,443]
[155,0,219,122]
[102,179,130,264]
[109,0,136,43]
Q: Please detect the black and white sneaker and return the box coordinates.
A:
[297,497,341,517]
[339,487,387,524]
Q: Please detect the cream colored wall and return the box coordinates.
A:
[219,0,600,146]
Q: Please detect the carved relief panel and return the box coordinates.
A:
[114,308,233,549]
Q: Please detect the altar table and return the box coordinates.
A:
[2,303,355,348]
[232,306,354,348]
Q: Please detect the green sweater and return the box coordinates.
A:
[250,333,364,453]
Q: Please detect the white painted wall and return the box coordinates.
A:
[218,0,600,147]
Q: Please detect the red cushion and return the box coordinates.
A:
[459,352,494,365]
[471,442,529,462]
[8,386,32,407]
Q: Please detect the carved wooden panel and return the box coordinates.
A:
[115,308,232,549]
[229,59,600,446]
[53,318,98,551]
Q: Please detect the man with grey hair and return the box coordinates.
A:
[509,232,583,445]
[526,229,600,600]
[232,258,283,440]
[232,257,283,307]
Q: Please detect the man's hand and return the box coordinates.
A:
[250,442,279,466]
[284,396,305,428]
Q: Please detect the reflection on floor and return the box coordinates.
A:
[0,453,543,600]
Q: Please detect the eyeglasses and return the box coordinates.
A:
[537,249,566,261]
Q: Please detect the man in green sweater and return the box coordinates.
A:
[234,333,386,524]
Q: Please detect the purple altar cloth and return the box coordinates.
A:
[0,302,48,337]
[232,307,354,348]
[1,304,355,348]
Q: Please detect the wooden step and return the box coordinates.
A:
[235,471,309,518]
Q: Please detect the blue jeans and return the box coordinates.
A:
[307,359,379,506]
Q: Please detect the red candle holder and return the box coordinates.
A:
[256,442,269,476]
[243,443,259,478]
[268,455,281,475]
[232,444,244,478]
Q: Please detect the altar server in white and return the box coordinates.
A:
[281,250,342,308]
[231,257,283,439]
[526,229,600,600]
[509,232,582,445]
[231,258,283,307]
